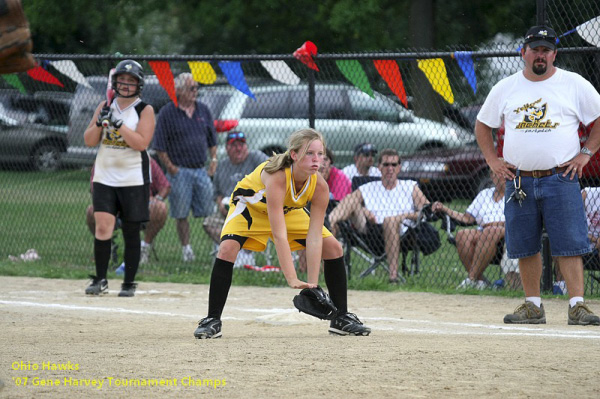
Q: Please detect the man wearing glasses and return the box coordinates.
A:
[329,149,431,283]
[341,142,382,181]
[203,131,268,267]
[154,73,218,262]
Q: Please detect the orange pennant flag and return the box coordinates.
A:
[148,61,177,106]
[373,60,407,108]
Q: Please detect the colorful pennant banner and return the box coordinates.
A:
[26,66,64,87]
[453,51,477,94]
[373,60,407,107]
[260,60,300,85]
[293,41,319,71]
[336,60,374,97]
[188,61,217,84]
[576,16,600,46]
[50,60,91,88]
[2,74,27,94]
[218,61,255,99]
[148,61,177,107]
[417,58,454,104]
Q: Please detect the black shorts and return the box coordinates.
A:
[92,182,149,223]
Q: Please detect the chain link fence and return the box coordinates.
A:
[2,4,600,295]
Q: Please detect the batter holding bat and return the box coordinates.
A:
[83,60,155,297]
[193,128,371,339]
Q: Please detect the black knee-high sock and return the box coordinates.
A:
[324,257,348,314]
[122,222,141,284]
[207,258,235,319]
[94,238,111,280]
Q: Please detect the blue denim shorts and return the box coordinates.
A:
[505,172,590,258]
[167,167,214,219]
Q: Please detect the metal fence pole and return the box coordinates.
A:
[308,69,315,129]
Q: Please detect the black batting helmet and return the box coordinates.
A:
[111,60,144,98]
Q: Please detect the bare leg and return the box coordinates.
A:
[557,256,585,298]
[144,201,168,244]
[86,205,95,235]
[455,229,477,274]
[94,211,116,241]
[176,218,190,246]
[519,253,543,297]
[469,226,504,280]
[383,215,403,280]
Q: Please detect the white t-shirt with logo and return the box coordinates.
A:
[477,68,600,171]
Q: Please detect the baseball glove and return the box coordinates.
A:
[0,0,35,74]
[292,286,338,320]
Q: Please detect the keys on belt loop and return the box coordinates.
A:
[507,175,527,207]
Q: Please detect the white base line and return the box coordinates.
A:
[2,300,599,340]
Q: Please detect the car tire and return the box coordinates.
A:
[31,143,62,172]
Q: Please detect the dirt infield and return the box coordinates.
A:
[1,276,599,398]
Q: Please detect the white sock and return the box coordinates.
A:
[183,244,192,251]
[525,297,542,308]
[141,241,150,248]
[569,297,584,308]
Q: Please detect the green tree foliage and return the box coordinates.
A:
[24,0,539,55]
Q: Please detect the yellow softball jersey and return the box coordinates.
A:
[221,161,332,251]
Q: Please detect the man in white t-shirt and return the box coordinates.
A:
[341,142,382,181]
[476,25,600,326]
[330,149,430,282]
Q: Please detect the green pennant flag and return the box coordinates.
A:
[335,60,373,97]
[2,74,27,94]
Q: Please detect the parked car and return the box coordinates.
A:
[0,103,68,172]
[63,75,171,167]
[398,141,490,202]
[201,84,473,167]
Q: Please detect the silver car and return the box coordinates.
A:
[202,84,472,166]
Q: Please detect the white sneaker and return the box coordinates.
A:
[182,245,195,262]
[140,243,151,264]
[457,278,475,289]
[475,280,489,290]
[234,249,255,268]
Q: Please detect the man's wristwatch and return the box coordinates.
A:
[155,195,164,202]
[581,146,594,157]
[211,157,218,163]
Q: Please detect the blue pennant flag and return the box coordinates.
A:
[218,61,255,99]
[454,51,477,94]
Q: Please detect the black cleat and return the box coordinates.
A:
[329,312,371,336]
[118,283,137,297]
[85,276,108,295]
[194,317,222,339]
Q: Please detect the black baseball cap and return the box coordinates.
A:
[524,25,557,50]
[354,143,377,156]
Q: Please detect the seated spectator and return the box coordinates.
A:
[341,142,381,181]
[202,131,268,267]
[432,171,520,290]
[86,157,170,264]
[329,148,430,283]
[321,147,351,201]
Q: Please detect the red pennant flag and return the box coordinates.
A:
[373,60,407,108]
[148,61,177,107]
[293,41,319,71]
[26,66,64,87]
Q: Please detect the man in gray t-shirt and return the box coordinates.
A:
[203,132,268,266]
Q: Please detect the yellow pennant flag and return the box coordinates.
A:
[188,61,217,84]
[417,58,454,104]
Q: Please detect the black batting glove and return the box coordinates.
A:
[96,107,112,127]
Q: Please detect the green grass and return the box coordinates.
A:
[1,169,598,298]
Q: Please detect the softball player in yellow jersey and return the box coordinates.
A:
[194,128,371,338]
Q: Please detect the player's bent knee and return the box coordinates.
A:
[323,236,343,259]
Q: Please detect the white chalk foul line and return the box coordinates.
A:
[2,300,599,339]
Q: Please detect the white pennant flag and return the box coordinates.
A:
[260,60,300,85]
[577,16,600,47]
[50,60,92,88]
